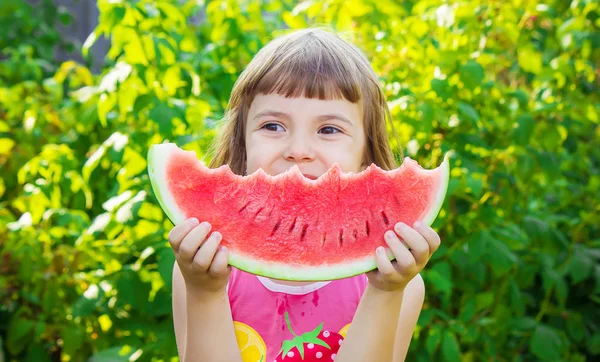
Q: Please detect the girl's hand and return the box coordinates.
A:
[168,218,231,293]
[367,221,441,292]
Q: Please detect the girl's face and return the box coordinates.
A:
[245,93,366,178]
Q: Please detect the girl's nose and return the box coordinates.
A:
[284,137,315,162]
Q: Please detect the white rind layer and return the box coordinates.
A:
[419,153,450,225]
[147,143,190,226]
[229,248,396,281]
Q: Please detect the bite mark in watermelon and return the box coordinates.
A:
[148,143,449,281]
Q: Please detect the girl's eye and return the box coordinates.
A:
[319,126,342,135]
[262,123,285,132]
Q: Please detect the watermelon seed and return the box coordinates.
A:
[321,233,327,247]
[353,229,358,240]
[338,229,344,247]
[300,224,309,241]
[271,219,282,236]
[238,202,250,213]
[365,221,370,236]
[254,207,264,219]
[289,217,298,232]
[381,211,389,226]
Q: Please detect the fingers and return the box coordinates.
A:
[191,231,223,272]
[375,246,396,277]
[168,218,200,251]
[208,246,231,277]
[414,221,441,254]
[384,230,416,271]
[178,222,212,263]
[393,222,429,265]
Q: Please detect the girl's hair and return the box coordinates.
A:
[209,27,398,174]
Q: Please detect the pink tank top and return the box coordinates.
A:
[227,268,368,362]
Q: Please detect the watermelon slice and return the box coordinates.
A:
[148,143,449,281]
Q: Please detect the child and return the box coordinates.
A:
[168,28,441,362]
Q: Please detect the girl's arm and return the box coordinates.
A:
[172,262,242,362]
[169,219,241,362]
[337,221,439,362]
[393,274,425,360]
[335,274,424,362]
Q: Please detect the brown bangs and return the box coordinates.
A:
[237,29,368,105]
[252,40,363,103]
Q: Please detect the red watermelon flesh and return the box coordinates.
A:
[148,143,449,281]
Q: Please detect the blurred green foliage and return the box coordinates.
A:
[1,0,599,361]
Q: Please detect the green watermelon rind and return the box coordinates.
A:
[418,152,450,226]
[148,143,188,226]
[228,248,398,281]
[147,143,450,281]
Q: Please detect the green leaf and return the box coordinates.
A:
[431,79,452,100]
[0,138,16,155]
[465,174,484,197]
[542,267,568,305]
[425,266,453,298]
[61,325,84,358]
[566,313,585,343]
[97,92,116,127]
[518,46,543,74]
[523,216,550,244]
[458,298,476,323]
[513,114,535,146]
[133,94,154,113]
[509,89,529,107]
[457,102,480,124]
[486,237,518,276]
[509,280,525,316]
[6,316,34,355]
[417,102,435,133]
[467,230,489,261]
[25,343,52,362]
[426,327,441,356]
[530,325,562,361]
[535,151,560,178]
[441,330,461,362]
[475,292,495,312]
[492,224,530,250]
[589,333,600,355]
[149,290,172,317]
[116,269,150,310]
[89,346,134,362]
[567,248,594,283]
[510,317,537,331]
[158,247,176,288]
[149,102,175,135]
[459,60,484,90]
[72,284,100,317]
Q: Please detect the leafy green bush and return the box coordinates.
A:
[1,0,598,361]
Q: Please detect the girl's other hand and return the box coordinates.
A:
[168,218,231,294]
[367,221,441,292]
